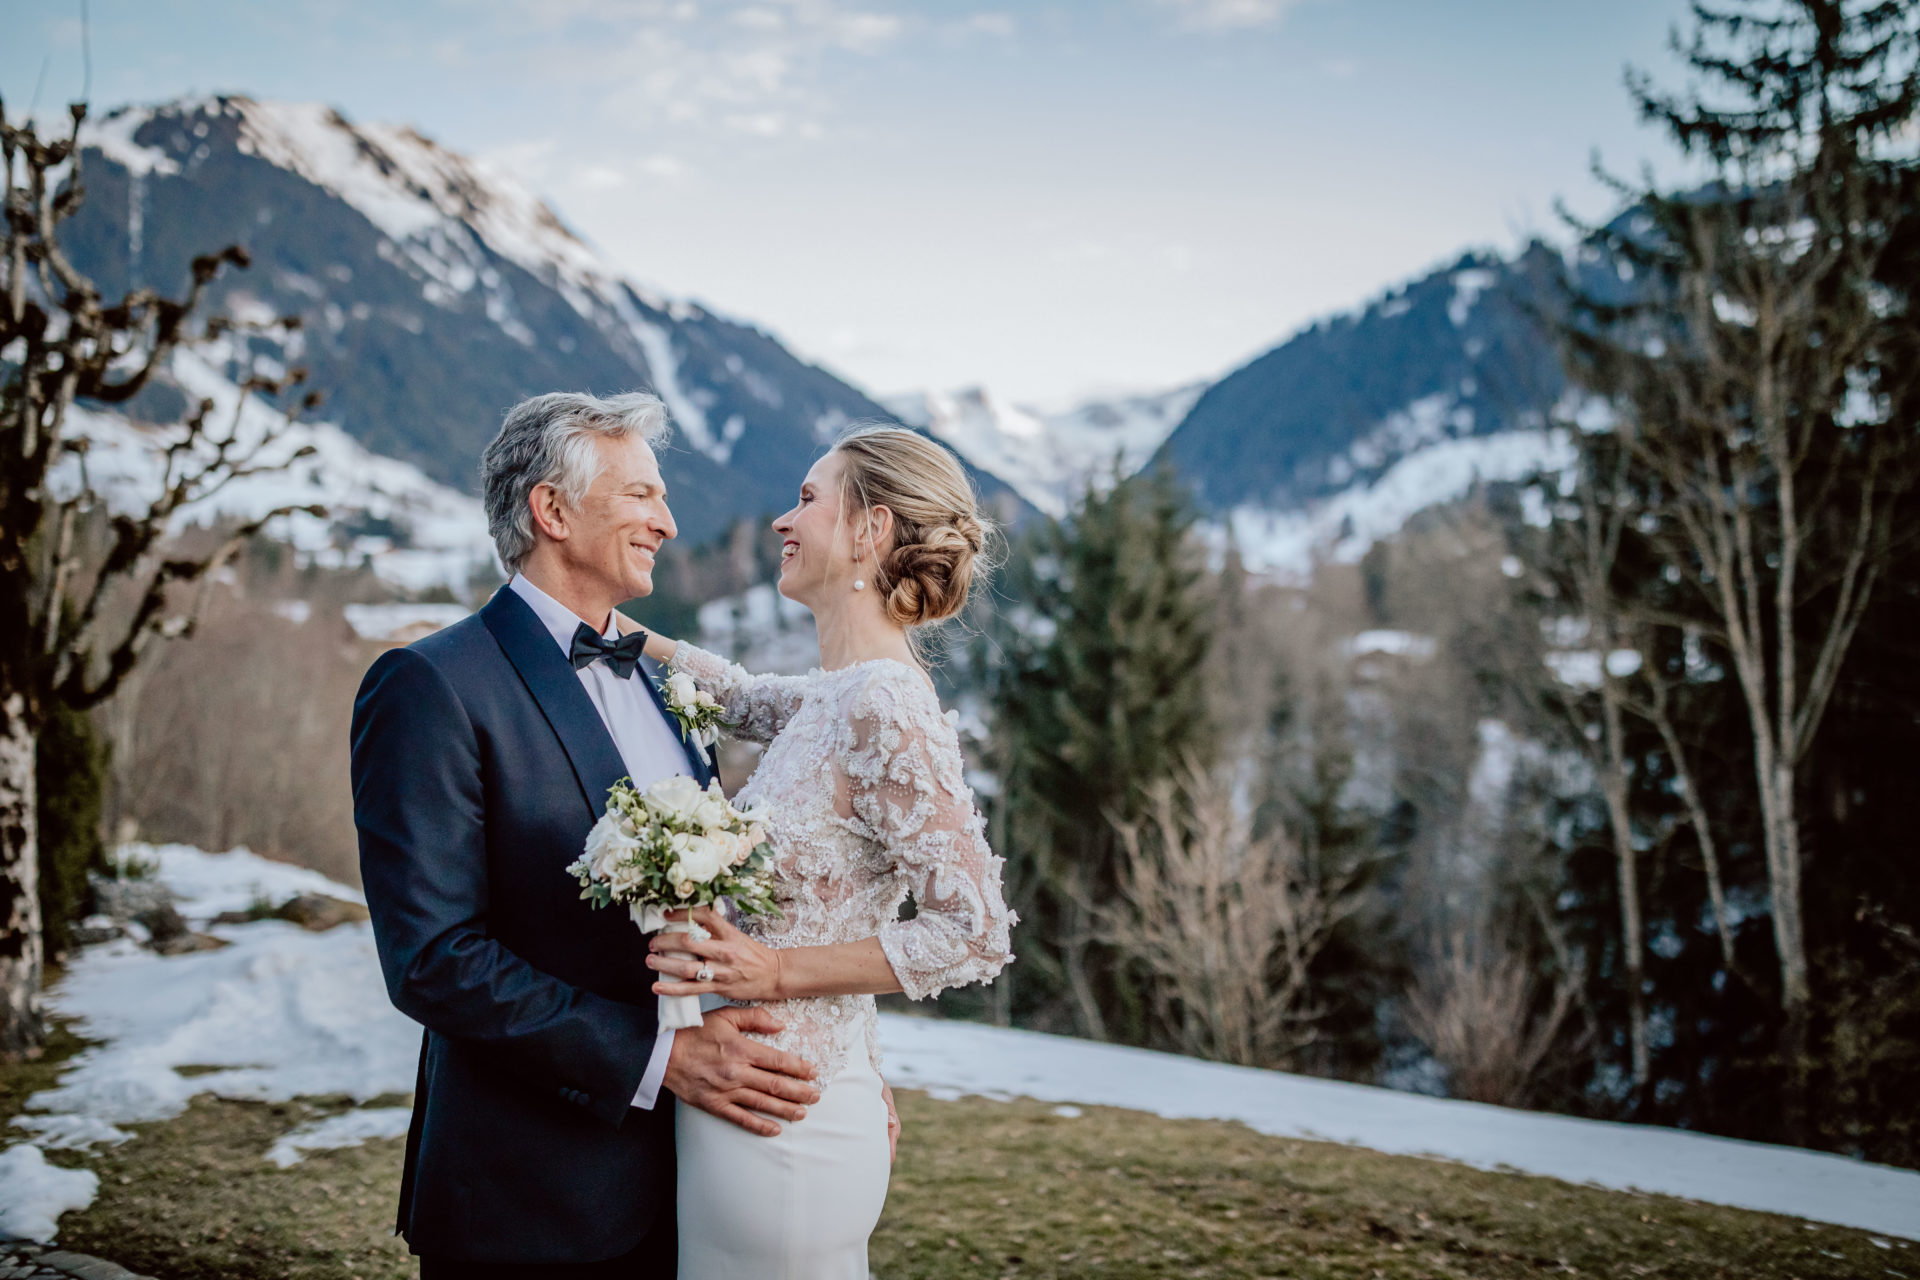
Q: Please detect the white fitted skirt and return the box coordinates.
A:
[674,1019,891,1279]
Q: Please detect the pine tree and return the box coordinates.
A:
[991,467,1217,1041]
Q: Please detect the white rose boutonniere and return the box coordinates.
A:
[658,667,726,751]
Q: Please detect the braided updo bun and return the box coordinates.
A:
[832,425,995,628]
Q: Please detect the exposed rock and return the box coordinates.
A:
[133,903,189,948]
[86,875,173,926]
[66,916,124,947]
[274,894,371,931]
[35,1251,157,1280]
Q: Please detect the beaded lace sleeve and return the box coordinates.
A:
[841,669,1016,1001]
[667,642,810,746]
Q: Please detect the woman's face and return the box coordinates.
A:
[773,451,864,607]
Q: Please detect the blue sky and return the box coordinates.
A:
[6,0,1701,404]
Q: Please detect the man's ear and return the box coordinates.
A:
[528,482,571,545]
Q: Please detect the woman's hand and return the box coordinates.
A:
[648,905,786,1003]
[881,1080,901,1163]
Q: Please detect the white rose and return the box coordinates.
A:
[583,812,639,879]
[644,775,705,821]
[695,690,718,708]
[691,796,731,832]
[726,831,754,866]
[745,822,768,850]
[677,834,726,884]
[665,671,699,708]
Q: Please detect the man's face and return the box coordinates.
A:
[554,433,677,602]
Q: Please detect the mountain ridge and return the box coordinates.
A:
[64,95,1027,550]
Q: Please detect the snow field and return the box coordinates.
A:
[6,844,1917,1246]
[0,1146,98,1244]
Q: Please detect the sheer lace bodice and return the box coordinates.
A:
[667,642,1016,1087]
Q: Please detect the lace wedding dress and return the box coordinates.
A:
[666,643,1015,1280]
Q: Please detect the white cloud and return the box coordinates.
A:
[479,0,903,139]
[1158,0,1307,30]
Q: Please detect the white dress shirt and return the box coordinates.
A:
[507,573,687,1110]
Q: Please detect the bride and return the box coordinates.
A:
[618,425,1016,1279]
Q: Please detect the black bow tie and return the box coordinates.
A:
[569,622,648,678]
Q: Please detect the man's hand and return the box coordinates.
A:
[881,1080,900,1164]
[663,1005,820,1137]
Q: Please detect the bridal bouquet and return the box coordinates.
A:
[566,775,778,1029]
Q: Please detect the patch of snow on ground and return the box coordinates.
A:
[133,843,367,918]
[266,1107,415,1169]
[1345,631,1436,660]
[877,1016,1920,1241]
[14,849,411,1159]
[0,1145,99,1243]
[343,603,472,644]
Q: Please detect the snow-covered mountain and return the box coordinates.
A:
[57,95,1594,586]
[883,382,1205,517]
[63,96,1024,555]
[1157,245,1579,575]
[60,345,497,595]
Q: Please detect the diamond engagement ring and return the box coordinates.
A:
[696,965,715,982]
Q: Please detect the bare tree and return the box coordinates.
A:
[0,100,323,1055]
[1575,183,1908,1063]
[1102,754,1364,1068]
[1559,0,1920,1123]
[1404,912,1585,1108]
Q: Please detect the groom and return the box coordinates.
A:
[350,391,820,1276]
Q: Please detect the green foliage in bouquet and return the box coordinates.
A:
[566,775,779,919]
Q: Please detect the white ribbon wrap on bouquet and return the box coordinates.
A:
[633,903,707,1030]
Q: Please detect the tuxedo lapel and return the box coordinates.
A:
[637,652,716,787]
[481,587,631,819]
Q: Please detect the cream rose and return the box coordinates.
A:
[676,834,727,884]
[645,775,705,822]
[691,796,731,832]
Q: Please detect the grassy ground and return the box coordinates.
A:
[1,1058,1908,1280]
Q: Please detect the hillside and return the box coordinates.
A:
[62,96,1023,552]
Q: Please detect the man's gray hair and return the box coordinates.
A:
[481,391,671,572]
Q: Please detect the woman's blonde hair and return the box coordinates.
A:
[830,424,996,629]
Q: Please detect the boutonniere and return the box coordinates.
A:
[659,669,726,749]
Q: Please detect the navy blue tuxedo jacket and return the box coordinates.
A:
[350,585,713,1263]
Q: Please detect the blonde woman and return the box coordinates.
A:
[618,426,1016,1279]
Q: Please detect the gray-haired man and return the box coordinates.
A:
[351,392,818,1276]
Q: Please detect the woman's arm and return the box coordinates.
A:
[613,614,809,745]
[648,912,903,999]
[612,612,679,665]
[648,671,1015,1003]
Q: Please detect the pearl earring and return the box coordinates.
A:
[854,577,866,591]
